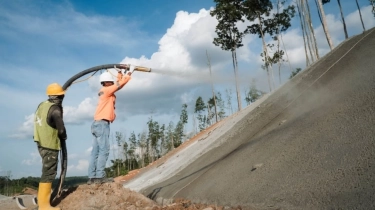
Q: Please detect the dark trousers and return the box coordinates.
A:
[38,146,59,183]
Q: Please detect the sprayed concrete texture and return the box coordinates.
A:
[124,27,375,210]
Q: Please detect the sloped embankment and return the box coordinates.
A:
[125,27,375,210]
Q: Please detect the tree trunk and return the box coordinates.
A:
[297,0,310,67]
[305,0,320,59]
[231,49,242,111]
[315,0,334,50]
[337,0,348,39]
[356,0,366,32]
[258,14,273,92]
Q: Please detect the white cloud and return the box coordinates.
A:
[64,97,96,124]
[67,159,89,173]
[9,114,35,139]
[22,151,40,166]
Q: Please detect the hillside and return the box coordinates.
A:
[124,27,375,209]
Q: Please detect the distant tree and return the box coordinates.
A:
[242,0,295,92]
[225,88,233,115]
[137,131,148,167]
[128,131,137,170]
[245,79,263,105]
[173,104,189,147]
[206,50,218,123]
[159,124,166,156]
[216,91,226,120]
[165,121,175,151]
[115,131,126,176]
[289,68,302,79]
[211,0,245,111]
[147,117,160,162]
[180,104,188,132]
[174,121,184,147]
[195,96,207,131]
[370,0,375,17]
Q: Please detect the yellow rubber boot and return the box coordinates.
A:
[37,183,60,210]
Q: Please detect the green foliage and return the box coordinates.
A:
[245,79,264,105]
[195,97,207,131]
[0,176,88,196]
[210,0,245,51]
[289,68,302,79]
[371,0,375,17]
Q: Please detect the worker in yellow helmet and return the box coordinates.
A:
[33,83,67,210]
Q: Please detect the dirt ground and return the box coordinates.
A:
[0,183,244,210]
[54,182,244,210]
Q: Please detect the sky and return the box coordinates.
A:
[0,0,374,179]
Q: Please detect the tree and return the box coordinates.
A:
[114,131,126,176]
[137,131,148,167]
[216,91,227,120]
[180,104,188,131]
[206,50,218,122]
[195,96,207,131]
[211,0,245,111]
[370,0,375,18]
[245,79,263,105]
[128,131,137,171]
[147,117,160,162]
[315,0,334,50]
[225,88,233,115]
[174,104,189,147]
[289,68,302,79]
[165,121,175,151]
[243,0,274,91]
[322,0,348,39]
[242,0,295,92]
[174,121,184,147]
[297,0,320,66]
[297,0,311,66]
[159,124,166,155]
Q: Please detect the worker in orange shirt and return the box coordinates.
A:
[88,69,131,184]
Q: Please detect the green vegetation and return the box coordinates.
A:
[0,176,88,196]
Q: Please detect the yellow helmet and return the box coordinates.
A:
[46,83,65,95]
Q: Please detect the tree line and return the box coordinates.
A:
[104,82,268,178]
[0,175,87,196]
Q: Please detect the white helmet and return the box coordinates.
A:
[99,72,114,83]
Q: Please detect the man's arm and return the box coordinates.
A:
[49,106,67,141]
[105,72,131,95]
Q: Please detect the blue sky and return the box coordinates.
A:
[0,0,374,179]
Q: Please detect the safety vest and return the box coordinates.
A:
[33,101,61,150]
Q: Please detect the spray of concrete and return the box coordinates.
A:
[149,68,256,86]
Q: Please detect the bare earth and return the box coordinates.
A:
[0,183,244,210]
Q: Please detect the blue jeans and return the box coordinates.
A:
[88,120,110,178]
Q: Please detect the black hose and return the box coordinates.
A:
[62,64,128,90]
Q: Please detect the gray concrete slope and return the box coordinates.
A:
[140,27,375,210]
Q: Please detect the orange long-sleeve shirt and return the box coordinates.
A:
[94,72,131,122]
